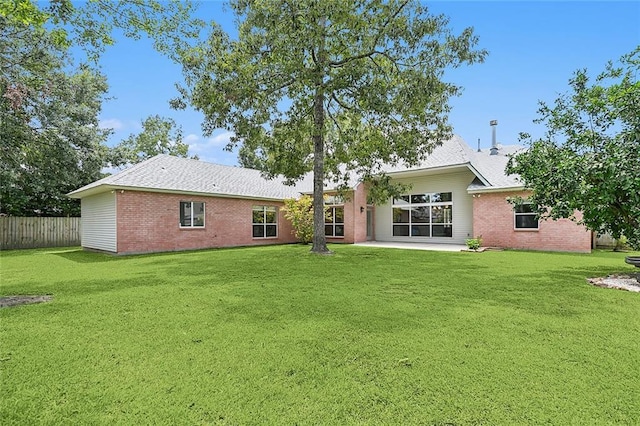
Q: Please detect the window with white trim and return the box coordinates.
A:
[324,196,344,238]
[252,206,278,238]
[180,201,205,228]
[514,203,538,230]
[392,192,453,237]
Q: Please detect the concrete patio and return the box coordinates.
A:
[354,241,468,252]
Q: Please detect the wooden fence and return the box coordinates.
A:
[0,217,81,250]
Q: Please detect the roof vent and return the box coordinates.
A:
[490,120,498,155]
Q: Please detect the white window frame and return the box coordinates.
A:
[514,202,539,230]
[252,205,278,239]
[179,201,205,228]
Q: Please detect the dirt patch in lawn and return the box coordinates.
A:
[587,275,640,293]
[0,295,53,308]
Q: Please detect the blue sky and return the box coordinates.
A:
[97,1,640,166]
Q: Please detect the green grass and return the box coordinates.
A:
[1,245,639,425]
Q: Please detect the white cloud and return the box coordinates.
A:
[178,131,238,166]
[187,131,235,153]
[207,131,234,147]
[184,133,200,143]
[98,118,124,131]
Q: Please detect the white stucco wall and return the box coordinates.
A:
[374,169,476,244]
[81,191,117,252]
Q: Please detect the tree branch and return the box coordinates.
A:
[328,0,410,68]
[331,92,353,111]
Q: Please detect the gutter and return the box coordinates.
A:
[67,184,295,203]
[467,185,526,195]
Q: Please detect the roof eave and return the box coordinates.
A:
[68,184,294,202]
[467,185,526,194]
[465,163,491,186]
[385,163,471,178]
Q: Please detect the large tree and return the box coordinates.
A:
[1,0,202,215]
[110,115,196,166]
[0,0,202,61]
[507,47,640,250]
[175,0,486,253]
[0,8,111,216]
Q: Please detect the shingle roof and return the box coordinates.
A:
[382,134,473,173]
[467,145,525,191]
[69,136,525,199]
[68,155,309,200]
[382,135,525,192]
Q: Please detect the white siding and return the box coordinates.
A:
[81,192,117,252]
[375,170,476,244]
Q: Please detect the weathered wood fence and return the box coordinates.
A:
[594,233,625,249]
[0,217,81,250]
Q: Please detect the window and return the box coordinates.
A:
[514,203,538,230]
[324,195,344,205]
[180,201,205,228]
[324,196,344,237]
[253,206,278,238]
[392,192,453,237]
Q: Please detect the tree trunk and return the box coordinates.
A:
[310,17,330,254]
[311,97,329,253]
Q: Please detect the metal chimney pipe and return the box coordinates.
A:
[490,120,498,155]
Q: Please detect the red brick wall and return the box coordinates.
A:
[352,183,368,243]
[472,191,592,253]
[115,191,297,254]
[325,183,368,244]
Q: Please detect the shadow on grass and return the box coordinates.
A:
[54,249,120,263]
[41,274,172,300]
[52,247,210,264]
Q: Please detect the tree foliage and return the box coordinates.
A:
[0,0,202,61]
[1,9,110,216]
[175,0,486,253]
[283,195,315,244]
[110,115,196,166]
[1,0,201,216]
[507,47,640,249]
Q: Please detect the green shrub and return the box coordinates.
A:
[466,236,483,251]
[283,196,314,244]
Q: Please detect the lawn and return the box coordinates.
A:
[1,245,639,424]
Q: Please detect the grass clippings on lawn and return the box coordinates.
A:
[1,245,639,424]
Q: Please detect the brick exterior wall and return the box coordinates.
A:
[325,183,369,244]
[472,191,592,253]
[115,191,298,254]
[352,183,368,243]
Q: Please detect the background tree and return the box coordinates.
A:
[507,47,640,250]
[111,115,196,166]
[1,9,110,216]
[175,0,486,253]
[283,196,315,244]
[1,0,202,216]
[1,0,202,61]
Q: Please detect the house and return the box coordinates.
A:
[375,135,591,252]
[67,155,367,254]
[68,136,592,254]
